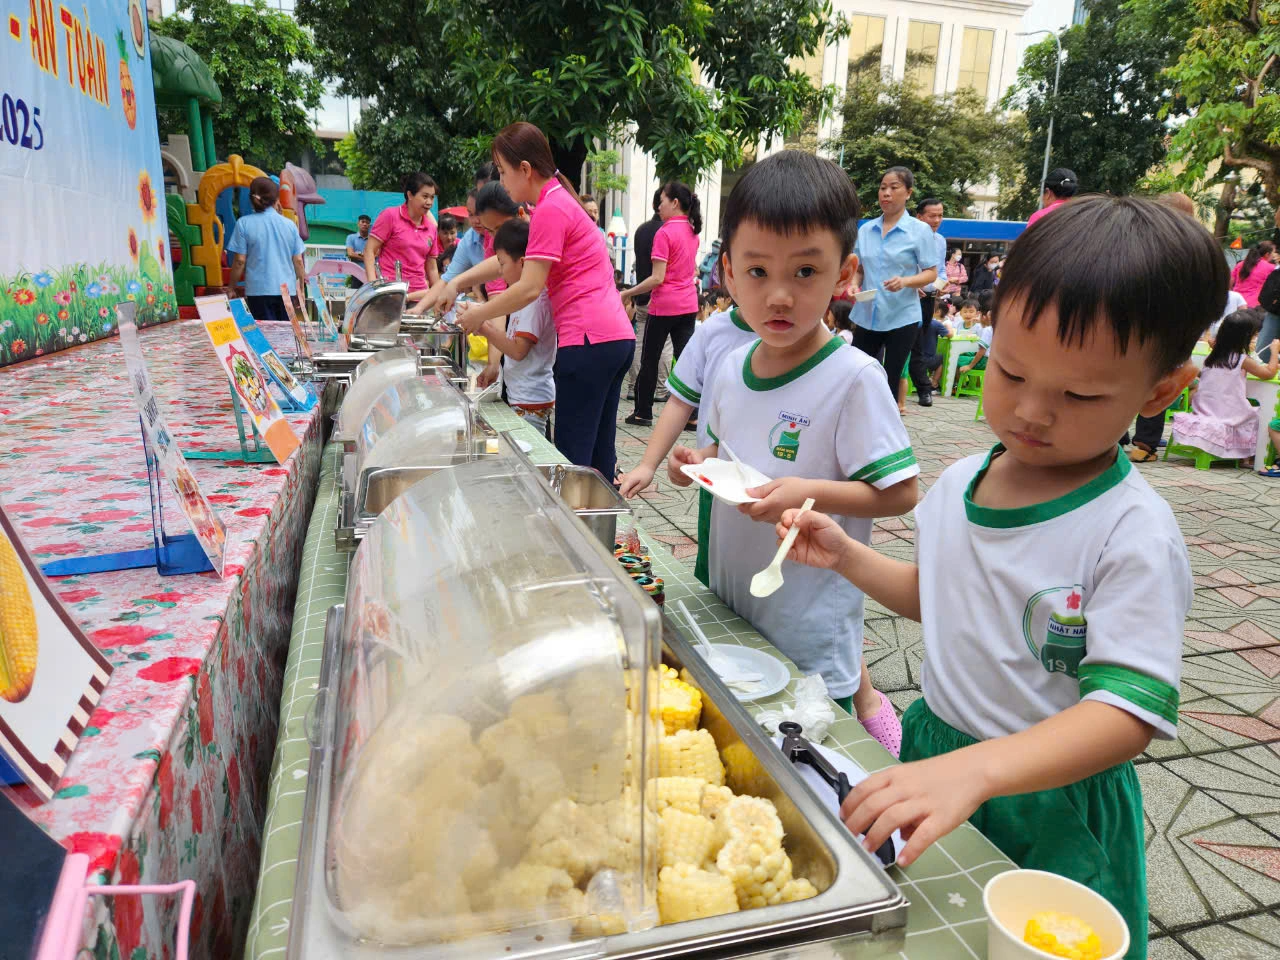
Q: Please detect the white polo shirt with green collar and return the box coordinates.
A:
[915,445,1190,742]
[705,336,918,698]
[666,306,759,449]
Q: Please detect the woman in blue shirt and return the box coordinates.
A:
[852,167,938,386]
[224,177,306,323]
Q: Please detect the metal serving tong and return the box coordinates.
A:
[777,721,897,867]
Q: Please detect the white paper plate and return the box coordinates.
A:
[516,439,533,453]
[680,457,772,505]
[705,644,790,700]
[853,288,877,303]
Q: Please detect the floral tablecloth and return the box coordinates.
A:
[0,319,331,960]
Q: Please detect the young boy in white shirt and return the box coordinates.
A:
[777,195,1224,960]
[475,219,556,437]
[616,299,757,585]
[669,151,920,754]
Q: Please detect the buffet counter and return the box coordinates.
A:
[0,319,333,960]
[244,401,1014,960]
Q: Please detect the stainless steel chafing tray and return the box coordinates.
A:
[400,314,469,374]
[343,278,409,349]
[334,348,468,450]
[290,591,906,960]
[335,374,508,551]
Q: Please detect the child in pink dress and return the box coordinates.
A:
[1172,309,1279,461]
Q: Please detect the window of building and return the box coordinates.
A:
[957,27,994,97]
[905,20,941,96]
[847,15,886,79]
[784,42,826,148]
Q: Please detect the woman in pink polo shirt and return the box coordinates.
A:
[363,172,442,294]
[620,181,702,425]
[454,122,635,480]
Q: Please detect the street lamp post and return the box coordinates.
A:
[1017,29,1063,209]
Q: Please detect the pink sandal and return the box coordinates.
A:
[859,690,902,757]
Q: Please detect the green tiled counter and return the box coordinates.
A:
[243,403,1014,960]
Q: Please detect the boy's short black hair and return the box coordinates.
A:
[977,289,995,313]
[959,297,980,311]
[493,218,530,260]
[438,212,457,232]
[994,195,1227,375]
[721,151,860,260]
[710,286,730,301]
[357,214,371,224]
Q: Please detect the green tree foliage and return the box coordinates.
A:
[295,0,845,192]
[825,51,1024,216]
[998,0,1185,219]
[331,107,485,199]
[1141,0,1280,236]
[150,0,324,171]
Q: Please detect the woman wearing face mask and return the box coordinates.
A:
[943,248,968,298]
[968,253,1000,298]
[449,122,635,480]
[850,166,938,388]
[364,171,442,295]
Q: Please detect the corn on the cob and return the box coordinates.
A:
[481,863,576,912]
[648,776,708,815]
[657,864,740,924]
[659,729,725,785]
[723,794,785,850]
[0,533,37,704]
[658,665,702,735]
[715,795,794,908]
[1024,911,1103,960]
[779,877,819,903]
[658,807,719,868]
[721,741,770,798]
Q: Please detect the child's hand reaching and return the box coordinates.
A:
[667,446,705,487]
[773,508,853,570]
[739,477,814,524]
[617,463,655,498]
[839,750,990,868]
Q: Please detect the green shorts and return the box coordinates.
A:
[1269,417,1280,433]
[903,699,1146,960]
[956,352,987,372]
[694,487,712,588]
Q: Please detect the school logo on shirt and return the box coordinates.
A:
[769,411,810,462]
[1021,584,1087,678]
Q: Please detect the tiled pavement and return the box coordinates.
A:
[615,390,1280,959]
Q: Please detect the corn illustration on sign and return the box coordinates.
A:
[0,509,113,801]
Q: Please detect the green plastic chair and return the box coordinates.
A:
[955,367,985,419]
[1162,439,1243,470]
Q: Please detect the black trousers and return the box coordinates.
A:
[907,295,936,394]
[1124,411,1166,451]
[634,312,696,419]
[853,323,920,391]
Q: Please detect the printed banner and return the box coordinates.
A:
[198,300,301,463]
[117,302,227,575]
[0,507,113,801]
[1,0,176,368]
[280,281,312,358]
[226,298,316,411]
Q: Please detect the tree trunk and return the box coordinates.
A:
[550,137,589,197]
[1215,181,1237,242]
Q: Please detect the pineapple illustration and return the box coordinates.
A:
[118,31,137,130]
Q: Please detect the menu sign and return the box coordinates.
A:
[118,303,228,575]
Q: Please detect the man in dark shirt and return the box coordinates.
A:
[625,188,671,402]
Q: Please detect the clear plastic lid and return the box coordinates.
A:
[352,373,471,477]
[343,278,408,343]
[336,347,420,440]
[330,458,660,951]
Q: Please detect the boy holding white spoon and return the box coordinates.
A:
[668,151,919,755]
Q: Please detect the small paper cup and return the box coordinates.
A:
[983,869,1129,960]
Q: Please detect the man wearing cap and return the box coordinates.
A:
[1026,167,1078,228]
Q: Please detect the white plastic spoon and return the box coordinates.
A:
[750,498,815,599]
[717,439,751,488]
[675,599,762,684]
